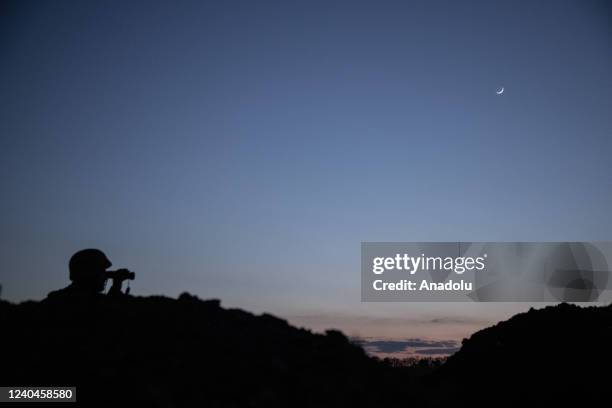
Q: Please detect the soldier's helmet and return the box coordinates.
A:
[69,249,112,289]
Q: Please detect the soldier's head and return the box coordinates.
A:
[69,249,112,292]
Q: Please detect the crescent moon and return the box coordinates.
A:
[496,87,504,95]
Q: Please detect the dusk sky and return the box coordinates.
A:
[1,0,611,356]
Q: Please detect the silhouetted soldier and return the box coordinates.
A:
[46,249,135,300]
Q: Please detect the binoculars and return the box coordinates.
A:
[105,269,136,281]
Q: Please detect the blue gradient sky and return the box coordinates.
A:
[1,0,611,347]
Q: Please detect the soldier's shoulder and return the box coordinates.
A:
[44,285,101,303]
[45,286,73,300]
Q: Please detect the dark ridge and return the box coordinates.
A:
[433,302,612,406]
[0,293,419,407]
[2,295,610,407]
